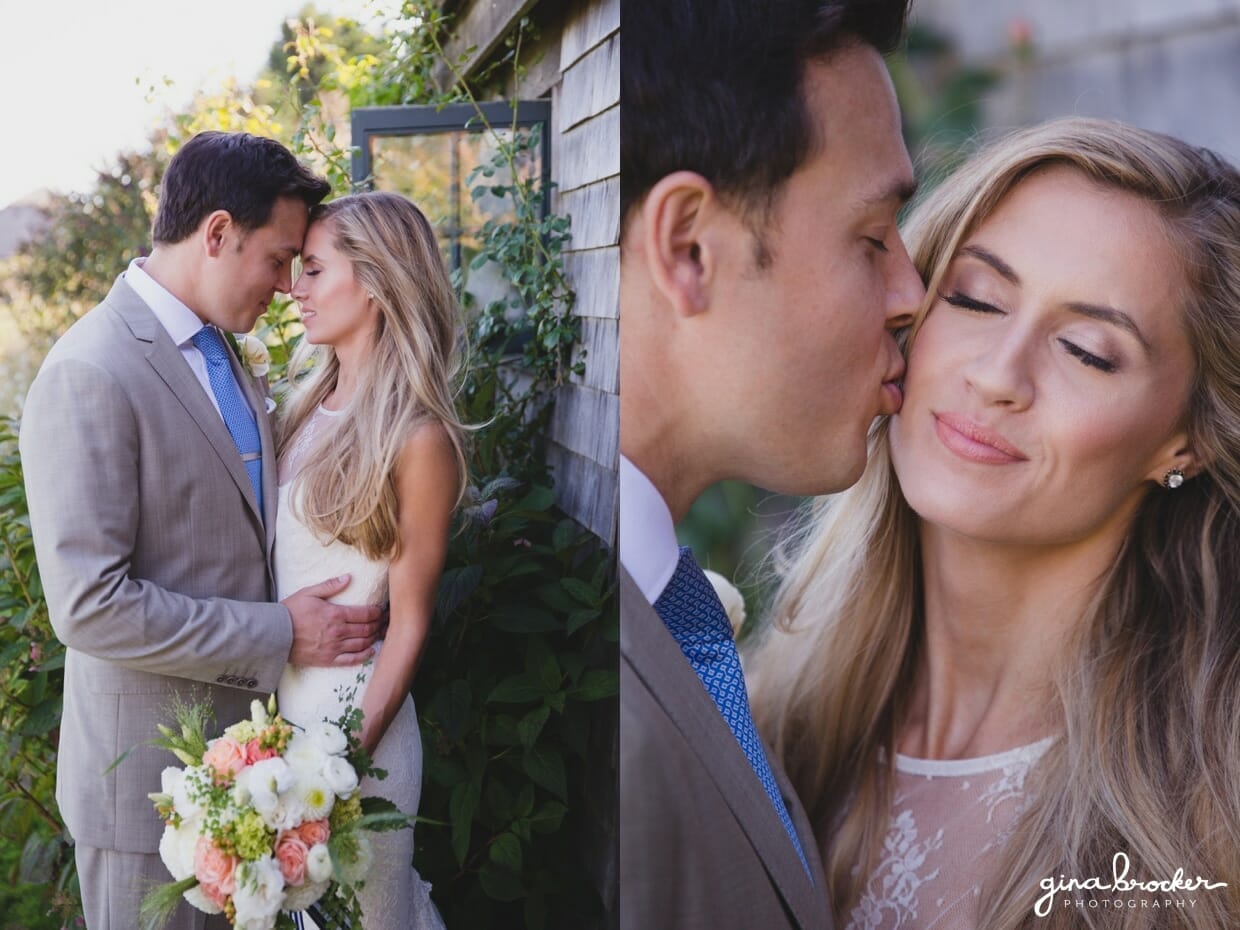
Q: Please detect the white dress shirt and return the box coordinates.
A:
[123,258,255,421]
[619,454,681,606]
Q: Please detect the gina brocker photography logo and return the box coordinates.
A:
[1035,853,1229,917]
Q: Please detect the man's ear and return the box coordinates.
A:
[639,171,719,318]
[201,210,234,258]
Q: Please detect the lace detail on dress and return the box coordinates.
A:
[844,739,1053,930]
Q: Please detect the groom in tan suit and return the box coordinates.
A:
[620,1,923,927]
[20,132,384,929]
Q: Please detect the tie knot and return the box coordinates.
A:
[654,547,733,646]
[191,325,229,362]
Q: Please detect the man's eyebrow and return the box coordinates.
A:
[960,244,1020,284]
[861,176,918,208]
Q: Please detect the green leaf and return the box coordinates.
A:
[488,831,523,872]
[513,486,554,513]
[574,669,619,701]
[528,800,568,834]
[491,606,560,633]
[565,608,598,636]
[487,673,544,705]
[522,745,567,800]
[436,564,484,619]
[562,577,599,607]
[517,706,549,748]
[479,861,525,901]
[449,780,480,866]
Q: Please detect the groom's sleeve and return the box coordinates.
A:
[19,356,292,692]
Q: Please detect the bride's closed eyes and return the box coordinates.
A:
[939,289,1120,374]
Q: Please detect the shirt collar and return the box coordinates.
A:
[619,454,680,606]
[124,257,208,347]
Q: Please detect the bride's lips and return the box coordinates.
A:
[933,412,1027,464]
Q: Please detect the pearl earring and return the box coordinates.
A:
[1163,468,1185,489]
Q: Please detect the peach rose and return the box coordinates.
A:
[194,837,238,896]
[297,819,330,847]
[202,737,246,782]
[275,831,309,886]
[244,738,279,766]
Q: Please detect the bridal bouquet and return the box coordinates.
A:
[139,695,406,930]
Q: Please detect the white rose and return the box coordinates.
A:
[160,766,184,797]
[703,570,747,637]
[238,334,271,377]
[157,818,200,881]
[284,732,329,778]
[183,884,225,915]
[306,843,334,884]
[232,856,285,925]
[260,793,306,832]
[282,877,330,912]
[322,755,359,799]
[308,721,349,757]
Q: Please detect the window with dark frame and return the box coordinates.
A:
[351,101,551,311]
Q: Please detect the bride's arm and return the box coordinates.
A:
[358,422,458,755]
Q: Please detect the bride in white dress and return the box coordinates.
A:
[274,191,470,929]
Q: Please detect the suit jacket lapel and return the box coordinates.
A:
[107,278,266,538]
[620,567,825,929]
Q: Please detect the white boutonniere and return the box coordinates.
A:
[236,334,271,378]
[234,334,271,379]
[703,570,747,638]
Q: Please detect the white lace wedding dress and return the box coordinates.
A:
[845,737,1055,930]
[276,405,446,929]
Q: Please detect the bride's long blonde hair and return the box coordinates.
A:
[748,118,1240,929]
[277,191,470,559]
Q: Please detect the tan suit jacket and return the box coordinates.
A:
[620,567,832,930]
[20,276,293,853]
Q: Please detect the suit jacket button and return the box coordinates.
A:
[216,675,227,683]
[246,679,258,689]
[227,676,239,685]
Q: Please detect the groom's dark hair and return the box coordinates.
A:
[153,131,330,245]
[621,0,910,229]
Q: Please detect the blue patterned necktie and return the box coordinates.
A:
[191,326,264,518]
[654,546,810,874]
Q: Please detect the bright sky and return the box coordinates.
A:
[0,0,397,208]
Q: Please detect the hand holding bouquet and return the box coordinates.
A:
[140,695,407,930]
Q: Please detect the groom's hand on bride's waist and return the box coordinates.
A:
[283,574,386,667]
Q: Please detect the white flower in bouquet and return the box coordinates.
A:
[172,766,212,820]
[322,755,359,799]
[232,856,285,928]
[261,794,307,832]
[295,774,335,821]
[284,731,329,774]
[157,817,200,881]
[703,569,747,638]
[237,335,271,378]
[307,721,349,757]
[183,884,226,915]
[237,757,294,808]
[306,842,334,884]
[160,765,183,797]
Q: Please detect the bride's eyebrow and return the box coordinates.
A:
[959,244,1020,284]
